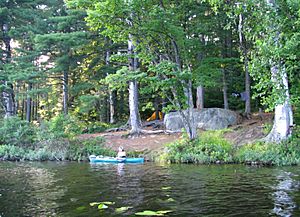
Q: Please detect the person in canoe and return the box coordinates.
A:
[117,146,126,159]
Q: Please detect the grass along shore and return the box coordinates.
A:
[1,128,300,166]
[158,128,300,166]
[0,115,300,166]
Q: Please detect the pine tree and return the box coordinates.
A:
[0,0,50,119]
[35,0,89,116]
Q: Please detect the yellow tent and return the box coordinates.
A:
[146,111,163,121]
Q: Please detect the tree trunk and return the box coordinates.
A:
[171,38,197,139]
[26,83,32,122]
[238,11,251,115]
[31,96,34,122]
[162,97,167,119]
[244,58,251,115]
[15,83,20,115]
[1,23,15,118]
[129,80,141,134]
[2,82,15,118]
[196,85,204,110]
[35,86,39,121]
[264,0,293,142]
[119,90,125,120]
[154,97,160,120]
[21,97,25,120]
[105,49,116,124]
[183,79,197,140]
[128,34,141,134]
[265,67,293,142]
[222,68,229,110]
[109,90,115,124]
[62,71,68,115]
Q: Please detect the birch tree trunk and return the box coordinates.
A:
[196,85,204,110]
[183,79,197,140]
[128,35,141,134]
[129,80,141,133]
[264,0,293,142]
[106,49,115,124]
[171,39,197,140]
[265,66,293,142]
[109,90,115,124]
[238,11,251,116]
[222,68,229,110]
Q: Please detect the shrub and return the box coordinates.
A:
[37,114,83,140]
[0,136,114,161]
[0,117,36,147]
[0,145,26,160]
[67,137,115,161]
[235,137,300,166]
[262,123,272,135]
[83,122,111,134]
[165,130,234,164]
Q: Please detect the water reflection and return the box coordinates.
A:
[24,166,66,216]
[272,171,299,217]
[89,163,147,213]
[2,162,300,216]
[117,163,125,176]
[0,162,66,216]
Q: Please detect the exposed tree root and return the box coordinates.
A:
[121,129,179,139]
[105,127,128,133]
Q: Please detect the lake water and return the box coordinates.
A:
[0,162,300,216]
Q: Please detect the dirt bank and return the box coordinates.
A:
[78,113,273,154]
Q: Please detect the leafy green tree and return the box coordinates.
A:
[208,0,298,142]
[250,0,295,142]
[70,0,244,139]
[68,0,144,134]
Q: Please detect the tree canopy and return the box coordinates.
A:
[0,0,299,142]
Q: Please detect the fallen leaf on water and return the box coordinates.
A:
[157,210,173,214]
[90,201,115,206]
[135,210,173,216]
[161,186,172,190]
[165,198,175,202]
[115,206,133,213]
[75,206,86,211]
[90,202,100,207]
[98,203,108,209]
[135,210,163,216]
[101,201,115,205]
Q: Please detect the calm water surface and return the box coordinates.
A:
[1,162,300,216]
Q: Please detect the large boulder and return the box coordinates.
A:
[164,108,239,131]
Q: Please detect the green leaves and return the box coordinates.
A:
[105,67,146,91]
